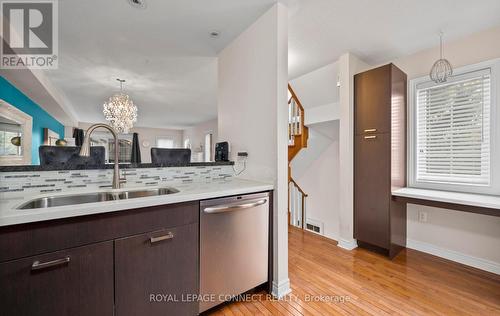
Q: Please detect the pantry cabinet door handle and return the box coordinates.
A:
[364,128,377,133]
[150,232,174,244]
[364,135,377,140]
[31,256,70,271]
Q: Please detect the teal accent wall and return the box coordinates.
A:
[0,76,65,164]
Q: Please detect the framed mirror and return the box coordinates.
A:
[43,128,61,146]
[0,99,32,165]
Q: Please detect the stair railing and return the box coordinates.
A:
[288,84,308,229]
[289,177,308,229]
[288,84,304,145]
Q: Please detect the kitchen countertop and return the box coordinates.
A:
[0,178,273,227]
[392,187,500,212]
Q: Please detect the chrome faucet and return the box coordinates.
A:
[79,123,122,189]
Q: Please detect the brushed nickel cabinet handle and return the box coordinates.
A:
[150,232,174,244]
[364,128,377,133]
[364,135,377,139]
[31,257,70,271]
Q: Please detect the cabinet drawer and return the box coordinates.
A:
[115,223,198,316]
[354,133,391,248]
[0,201,198,263]
[354,64,391,135]
[0,241,114,316]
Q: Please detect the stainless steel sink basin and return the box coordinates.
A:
[17,187,180,210]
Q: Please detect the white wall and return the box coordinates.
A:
[218,7,280,181]
[182,118,217,161]
[390,25,500,273]
[182,118,217,151]
[338,53,371,250]
[287,61,344,242]
[289,61,339,108]
[217,4,290,297]
[289,61,341,125]
[288,56,371,246]
[291,122,335,178]
[291,121,340,240]
[392,25,500,80]
[78,122,183,163]
[299,141,340,240]
[287,53,370,249]
[304,103,340,125]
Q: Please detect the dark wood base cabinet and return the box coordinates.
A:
[115,223,199,316]
[0,241,114,316]
[0,202,199,316]
[354,63,407,259]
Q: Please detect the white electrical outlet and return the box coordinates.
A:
[418,211,428,222]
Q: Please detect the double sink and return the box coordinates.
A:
[17,187,180,210]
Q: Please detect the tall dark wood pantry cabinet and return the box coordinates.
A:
[354,63,407,258]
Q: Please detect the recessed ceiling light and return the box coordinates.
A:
[128,0,146,9]
[210,31,220,39]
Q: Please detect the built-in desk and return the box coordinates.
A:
[392,188,500,217]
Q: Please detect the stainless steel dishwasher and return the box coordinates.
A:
[199,192,269,313]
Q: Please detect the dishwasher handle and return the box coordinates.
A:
[203,198,267,214]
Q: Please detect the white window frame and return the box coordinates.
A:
[408,58,500,195]
[155,136,175,149]
[0,99,32,165]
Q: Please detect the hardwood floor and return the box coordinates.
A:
[208,226,500,315]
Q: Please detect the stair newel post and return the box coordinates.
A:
[301,195,306,229]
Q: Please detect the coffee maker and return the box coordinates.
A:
[214,142,229,162]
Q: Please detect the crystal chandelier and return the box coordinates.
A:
[429,32,453,83]
[103,79,138,134]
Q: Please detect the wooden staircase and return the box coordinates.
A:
[288,84,309,229]
[288,84,309,162]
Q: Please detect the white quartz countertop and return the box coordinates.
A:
[392,187,500,211]
[0,178,273,227]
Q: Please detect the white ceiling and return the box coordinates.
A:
[7,0,500,128]
[43,0,275,129]
[288,0,500,79]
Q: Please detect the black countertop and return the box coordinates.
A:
[0,161,234,172]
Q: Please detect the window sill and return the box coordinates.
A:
[392,188,500,217]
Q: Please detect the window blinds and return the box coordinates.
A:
[416,68,491,185]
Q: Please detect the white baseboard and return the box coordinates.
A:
[337,238,358,250]
[271,278,291,299]
[407,239,500,275]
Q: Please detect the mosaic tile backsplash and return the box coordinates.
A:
[0,165,234,198]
